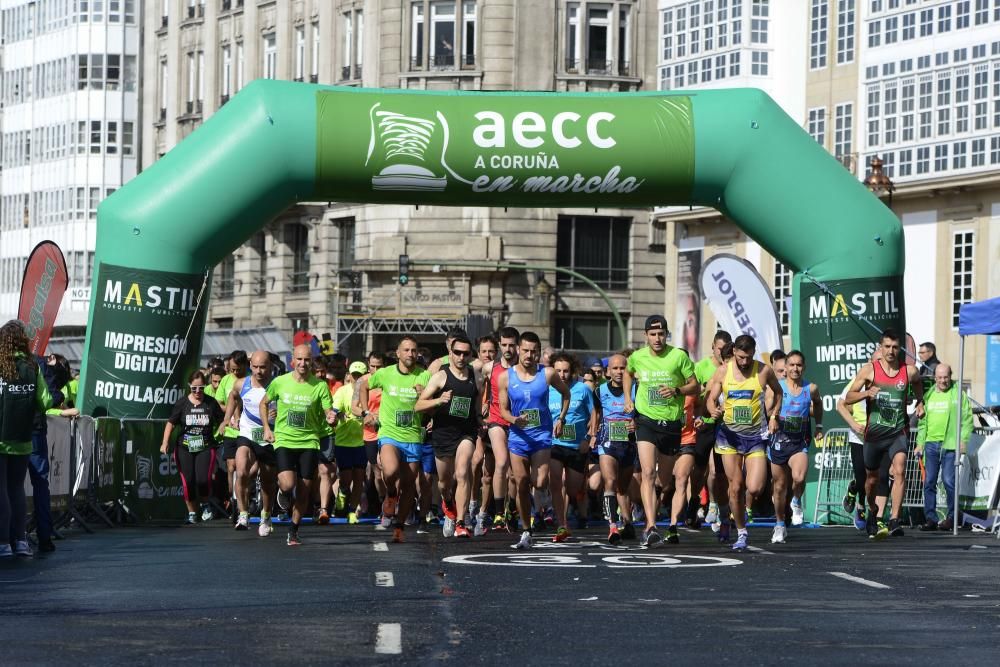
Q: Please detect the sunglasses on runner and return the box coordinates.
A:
[190,385,206,391]
[452,349,473,357]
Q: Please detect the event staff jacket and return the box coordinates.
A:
[0,354,53,455]
[915,383,973,451]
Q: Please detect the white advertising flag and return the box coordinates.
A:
[699,254,783,356]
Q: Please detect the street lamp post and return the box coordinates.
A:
[862,156,895,207]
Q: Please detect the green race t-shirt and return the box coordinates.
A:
[332,383,363,447]
[215,373,239,438]
[264,373,333,449]
[369,365,430,444]
[627,346,695,423]
[694,357,720,424]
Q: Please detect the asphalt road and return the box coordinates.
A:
[2,520,998,665]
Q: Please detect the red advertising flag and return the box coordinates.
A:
[17,241,69,356]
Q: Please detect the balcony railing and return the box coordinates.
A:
[617,60,631,76]
[221,0,231,10]
[432,53,455,68]
[341,65,351,80]
[215,278,235,299]
[287,271,311,294]
[309,73,318,83]
[353,64,362,79]
[220,93,229,105]
[586,59,612,74]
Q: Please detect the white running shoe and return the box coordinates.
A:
[200,505,213,522]
[771,525,787,544]
[705,503,719,525]
[258,518,273,537]
[14,540,33,557]
[790,499,804,527]
[710,519,722,534]
[235,513,250,531]
[443,516,456,538]
[513,530,533,550]
[474,512,489,537]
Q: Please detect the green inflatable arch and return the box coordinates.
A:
[81,80,904,418]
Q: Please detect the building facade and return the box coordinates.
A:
[0,0,140,331]
[143,0,666,360]
[654,0,1000,400]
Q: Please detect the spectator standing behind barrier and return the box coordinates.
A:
[27,354,70,553]
[915,363,973,531]
[0,320,53,558]
[161,371,226,524]
[917,342,940,379]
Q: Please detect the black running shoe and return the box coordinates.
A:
[888,518,905,537]
[621,522,637,540]
[666,526,680,544]
[866,511,878,539]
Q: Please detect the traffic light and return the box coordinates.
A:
[398,254,410,286]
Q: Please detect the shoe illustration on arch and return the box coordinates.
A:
[367,105,449,192]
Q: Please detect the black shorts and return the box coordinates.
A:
[222,437,239,461]
[694,424,716,467]
[863,433,908,471]
[235,436,277,467]
[550,445,588,474]
[365,440,379,466]
[432,432,476,460]
[275,448,320,480]
[318,435,335,466]
[634,415,682,456]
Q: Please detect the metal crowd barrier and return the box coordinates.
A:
[811,428,854,526]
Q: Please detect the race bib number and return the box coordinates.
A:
[647,386,667,406]
[395,410,414,428]
[875,393,901,424]
[771,439,783,451]
[185,435,206,453]
[782,416,803,434]
[287,410,306,428]
[449,396,471,419]
[609,420,630,442]
[733,406,752,425]
[559,423,577,442]
[251,427,264,443]
[521,409,541,428]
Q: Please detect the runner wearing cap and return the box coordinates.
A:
[331,361,368,524]
[622,315,699,547]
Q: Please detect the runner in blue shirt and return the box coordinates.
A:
[595,353,638,544]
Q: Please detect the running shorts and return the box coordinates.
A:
[379,438,423,464]
[597,435,637,466]
[222,436,239,461]
[863,433,908,471]
[334,445,367,470]
[694,424,716,467]
[767,434,809,466]
[421,442,435,475]
[634,414,682,456]
[235,436,276,467]
[715,425,767,459]
[318,435,335,466]
[364,440,379,466]
[432,435,475,460]
[275,447,320,479]
[507,435,552,459]
[550,445,588,474]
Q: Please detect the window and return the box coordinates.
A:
[236,41,245,91]
[902,11,915,39]
[773,261,792,335]
[431,1,456,68]
[106,121,117,154]
[288,224,310,293]
[951,231,975,328]
[885,15,898,43]
[556,215,630,290]
[337,218,356,268]
[920,8,933,36]
[729,51,740,76]
[263,33,277,79]
[957,0,970,29]
[553,315,624,352]
[750,0,768,43]
[938,4,951,32]
[463,2,476,66]
[342,14,353,78]
[217,255,235,299]
[587,6,610,73]
[836,0,854,64]
[618,6,630,75]
[935,143,949,170]
[158,58,168,120]
[221,44,232,99]
[972,138,985,165]
[411,3,424,67]
[975,0,989,24]
[751,50,768,76]
[250,232,267,295]
[807,107,826,146]
[834,102,853,162]
[295,26,305,80]
[311,22,320,81]
[953,141,968,168]
[186,52,196,107]
[810,0,828,69]
[123,121,134,156]
[917,145,930,173]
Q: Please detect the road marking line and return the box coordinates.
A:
[828,572,891,589]
[745,545,775,555]
[375,572,395,587]
[373,542,388,552]
[375,623,402,654]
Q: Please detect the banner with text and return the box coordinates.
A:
[316,92,695,207]
[699,254,783,358]
[675,249,702,359]
[796,275,906,428]
[82,263,207,418]
[18,241,68,356]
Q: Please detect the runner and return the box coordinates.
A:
[332,362,367,524]
[661,392,698,543]
[470,335,498,535]
[355,351,385,522]
[497,331,571,549]
[416,334,481,538]
[547,352,598,542]
[261,344,336,546]
[837,370,889,531]
[223,350,277,535]
[622,315,699,547]
[482,327,520,530]
[161,371,225,524]
[768,350,822,543]
[695,331,731,531]
[355,337,430,543]
[216,350,248,521]
[844,329,924,539]
[317,354,347,524]
[706,335,784,552]
[596,353,638,544]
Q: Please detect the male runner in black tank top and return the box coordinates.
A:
[416,335,482,538]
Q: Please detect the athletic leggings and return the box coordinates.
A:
[174,446,217,503]
[0,453,30,544]
[850,442,890,497]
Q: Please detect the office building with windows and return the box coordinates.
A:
[144,0,665,359]
[655,0,1000,398]
[0,0,140,331]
